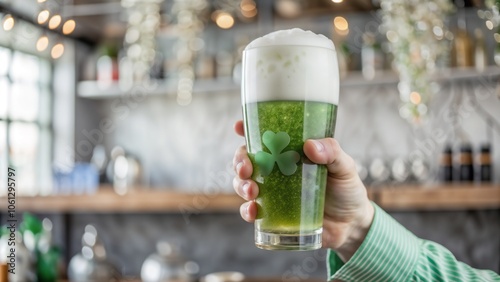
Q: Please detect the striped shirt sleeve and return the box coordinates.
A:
[327,203,500,282]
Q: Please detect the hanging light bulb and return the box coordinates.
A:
[241,0,256,12]
[48,15,62,29]
[38,10,50,24]
[37,0,47,2]
[2,14,15,31]
[240,0,257,18]
[62,19,76,35]
[51,43,64,59]
[333,16,349,36]
[215,12,234,29]
[36,35,49,51]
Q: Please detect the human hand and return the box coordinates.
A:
[232,120,374,261]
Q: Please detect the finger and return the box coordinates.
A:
[233,146,253,179]
[232,177,259,201]
[239,201,257,223]
[234,120,245,137]
[303,138,357,179]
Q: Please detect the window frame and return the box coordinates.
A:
[0,44,54,195]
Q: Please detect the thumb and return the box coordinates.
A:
[303,138,357,180]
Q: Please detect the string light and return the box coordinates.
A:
[36,35,49,51]
[2,14,15,31]
[37,10,50,24]
[494,33,500,43]
[62,19,76,35]
[51,43,64,59]
[48,15,62,29]
[410,91,421,105]
[485,20,494,30]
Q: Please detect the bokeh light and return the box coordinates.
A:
[38,10,50,24]
[36,36,49,51]
[215,12,234,29]
[48,15,62,29]
[333,16,349,36]
[51,43,64,59]
[2,14,15,31]
[410,91,421,105]
[62,19,76,35]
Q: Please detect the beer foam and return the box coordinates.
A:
[245,28,335,50]
[242,29,339,105]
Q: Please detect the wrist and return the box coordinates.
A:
[334,200,374,262]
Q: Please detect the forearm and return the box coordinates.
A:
[327,203,500,281]
[415,240,500,282]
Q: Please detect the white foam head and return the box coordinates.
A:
[242,28,339,105]
[245,28,335,50]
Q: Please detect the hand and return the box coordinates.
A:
[232,120,374,262]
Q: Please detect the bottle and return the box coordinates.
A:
[0,262,8,282]
[453,17,473,68]
[459,144,474,182]
[97,43,120,87]
[440,145,454,182]
[479,144,492,182]
[474,29,487,72]
[361,32,383,80]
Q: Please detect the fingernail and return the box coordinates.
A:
[245,204,250,217]
[313,140,324,152]
[241,202,250,217]
[236,161,243,173]
[242,182,250,197]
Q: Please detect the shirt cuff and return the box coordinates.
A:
[327,202,421,281]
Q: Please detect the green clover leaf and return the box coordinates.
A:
[255,131,300,176]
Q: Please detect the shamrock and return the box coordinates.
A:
[255,131,300,176]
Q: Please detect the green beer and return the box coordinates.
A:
[242,29,339,250]
[244,101,337,232]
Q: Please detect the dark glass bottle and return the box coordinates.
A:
[440,145,454,182]
[459,144,474,182]
[479,144,492,182]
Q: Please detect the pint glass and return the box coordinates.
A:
[242,29,339,250]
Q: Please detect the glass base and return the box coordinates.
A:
[255,228,322,251]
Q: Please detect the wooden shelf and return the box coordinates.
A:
[377,184,500,211]
[0,188,245,213]
[1,185,498,213]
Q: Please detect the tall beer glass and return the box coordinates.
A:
[242,29,339,250]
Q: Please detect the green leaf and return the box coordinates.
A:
[262,131,290,155]
[255,151,275,176]
[276,150,300,176]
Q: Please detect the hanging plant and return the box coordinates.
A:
[479,0,500,64]
[379,0,454,123]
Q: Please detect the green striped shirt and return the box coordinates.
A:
[327,203,500,281]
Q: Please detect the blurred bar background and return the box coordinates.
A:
[0,0,499,281]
